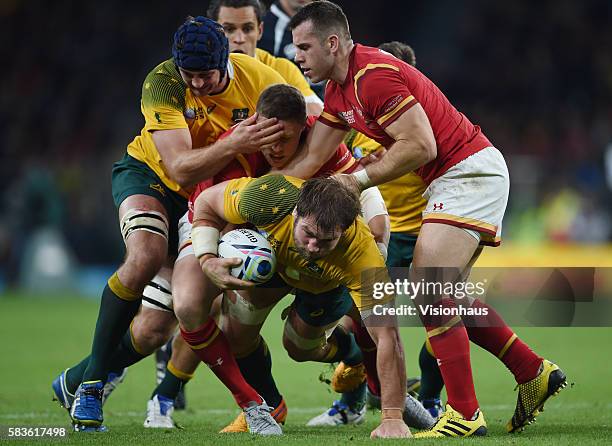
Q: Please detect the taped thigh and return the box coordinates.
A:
[283,317,326,351]
[141,274,173,312]
[120,208,169,243]
[222,290,276,326]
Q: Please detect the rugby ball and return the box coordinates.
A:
[218,229,276,283]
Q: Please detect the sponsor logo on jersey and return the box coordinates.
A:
[149,183,166,196]
[338,110,355,124]
[155,112,162,124]
[184,107,205,120]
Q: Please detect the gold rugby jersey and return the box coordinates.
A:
[223,174,392,310]
[347,131,427,234]
[255,48,320,104]
[126,53,286,198]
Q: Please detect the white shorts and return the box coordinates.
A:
[176,211,195,261]
[422,147,509,246]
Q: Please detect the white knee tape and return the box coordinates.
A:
[283,319,325,350]
[142,275,173,312]
[120,209,169,243]
[222,290,275,326]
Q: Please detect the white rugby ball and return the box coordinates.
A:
[218,229,276,283]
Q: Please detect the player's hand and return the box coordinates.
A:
[200,256,256,290]
[226,113,284,154]
[333,172,363,195]
[359,147,387,166]
[370,418,412,439]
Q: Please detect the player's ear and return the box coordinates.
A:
[257,22,263,40]
[328,34,339,53]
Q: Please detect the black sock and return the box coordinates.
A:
[108,329,146,373]
[418,342,444,400]
[83,282,141,382]
[236,337,282,408]
[65,356,91,394]
[326,326,363,365]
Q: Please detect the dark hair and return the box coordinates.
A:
[296,177,360,232]
[207,0,265,24]
[378,41,416,67]
[256,84,307,124]
[289,1,351,41]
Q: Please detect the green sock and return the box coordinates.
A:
[418,342,444,400]
[108,330,146,373]
[340,381,367,411]
[82,283,141,382]
[327,326,363,365]
[153,368,189,401]
[236,337,282,408]
[65,356,91,394]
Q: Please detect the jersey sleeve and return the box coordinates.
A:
[141,71,188,131]
[355,65,417,129]
[318,83,351,130]
[224,175,302,226]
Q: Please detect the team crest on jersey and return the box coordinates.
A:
[232,108,250,123]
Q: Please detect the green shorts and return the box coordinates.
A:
[386,232,418,268]
[293,286,354,327]
[111,154,188,256]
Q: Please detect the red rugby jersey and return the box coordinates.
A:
[187,116,356,222]
[318,44,492,185]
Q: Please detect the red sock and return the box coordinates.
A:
[423,299,479,419]
[465,300,542,384]
[349,315,380,396]
[180,318,262,408]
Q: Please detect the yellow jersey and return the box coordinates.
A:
[126,53,286,198]
[347,131,427,234]
[223,174,391,310]
[255,48,321,105]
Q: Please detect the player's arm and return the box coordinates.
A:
[357,104,436,188]
[366,323,409,438]
[276,120,348,178]
[152,114,284,189]
[191,181,255,290]
[360,187,390,258]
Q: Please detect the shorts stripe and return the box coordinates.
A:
[422,212,497,236]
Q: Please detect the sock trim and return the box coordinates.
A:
[497,333,517,359]
[425,338,435,356]
[188,326,221,350]
[426,315,462,338]
[129,321,147,356]
[167,360,195,381]
[322,339,339,362]
[108,272,140,301]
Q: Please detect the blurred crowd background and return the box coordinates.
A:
[1,0,611,292]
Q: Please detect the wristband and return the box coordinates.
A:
[191,226,220,259]
[352,168,372,189]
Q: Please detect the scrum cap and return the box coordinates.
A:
[172,16,229,74]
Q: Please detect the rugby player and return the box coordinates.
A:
[284,1,567,437]
[51,16,287,434]
[191,173,413,439]
[144,84,408,431]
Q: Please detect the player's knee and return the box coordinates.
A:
[282,337,309,362]
[131,313,176,354]
[174,296,207,330]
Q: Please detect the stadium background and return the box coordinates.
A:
[0,0,611,443]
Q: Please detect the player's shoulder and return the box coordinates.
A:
[230,53,285,83]
[236,174,303,226]
[141,59,186,107]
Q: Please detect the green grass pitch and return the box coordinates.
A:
[0,294,610,445]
